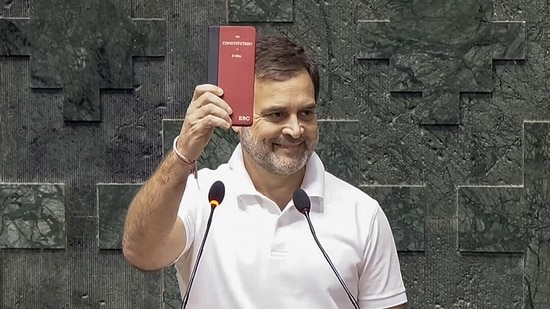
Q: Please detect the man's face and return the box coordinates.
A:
[239,70,319,177]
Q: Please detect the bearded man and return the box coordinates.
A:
[122,34,408,309]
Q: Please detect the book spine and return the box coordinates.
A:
[207,26,220,85]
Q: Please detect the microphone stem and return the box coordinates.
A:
[303,211,360,309]
[181,206,216,309]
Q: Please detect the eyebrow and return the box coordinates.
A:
[301,103,318,110]
[260,103,317,114]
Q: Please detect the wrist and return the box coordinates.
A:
[172,135,198,178]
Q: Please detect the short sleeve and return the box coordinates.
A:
[172,175,203,264]
[358,206,407,309]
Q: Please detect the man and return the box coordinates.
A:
[122,34,407,309]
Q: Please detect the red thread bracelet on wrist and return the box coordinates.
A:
[172,135,198,179]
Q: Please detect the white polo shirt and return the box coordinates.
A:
[174,144,407,309]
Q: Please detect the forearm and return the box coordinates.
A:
[122,151,190,269]
[122,84,231,270]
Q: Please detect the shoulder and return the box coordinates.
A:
[181,163,233,204]
[194,162,232,184]
[323,172,380,211]
[320,171,385,236]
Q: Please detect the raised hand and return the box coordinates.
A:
[175,84,233,162]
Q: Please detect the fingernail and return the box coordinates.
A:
[218,88,224,95]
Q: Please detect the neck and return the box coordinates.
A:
[242,152,305,210]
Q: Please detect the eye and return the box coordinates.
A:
[266,111,286,120]
[300,109,316,120]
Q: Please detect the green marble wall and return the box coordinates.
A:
[1,0,548,308]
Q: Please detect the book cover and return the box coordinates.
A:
[208,25,256,126]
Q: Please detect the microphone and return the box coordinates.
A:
[292,188,360,309]
[181,180,225,309]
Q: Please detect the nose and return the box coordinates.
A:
[281,115,304,138]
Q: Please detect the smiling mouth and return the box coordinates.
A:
[273,142,303,148]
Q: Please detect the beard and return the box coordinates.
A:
[240,127,319,177]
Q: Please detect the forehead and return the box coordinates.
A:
[253,71,315,109]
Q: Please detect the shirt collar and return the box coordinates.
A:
[227,143,325,200]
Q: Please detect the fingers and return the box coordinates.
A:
[202,104,233,129]
[188,103,233,130]
[175,84,234,161]
[192,84,223,101]
[188,84,233,130]
[190,84,233,114]
[190,92,233,115]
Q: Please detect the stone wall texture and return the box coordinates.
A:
[1,0,548,308]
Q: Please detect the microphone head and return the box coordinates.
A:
[208,180,225,207]
[292,188,311,214]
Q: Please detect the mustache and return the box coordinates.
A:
[272,136,307,144]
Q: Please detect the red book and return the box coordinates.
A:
[208,25,256,126]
